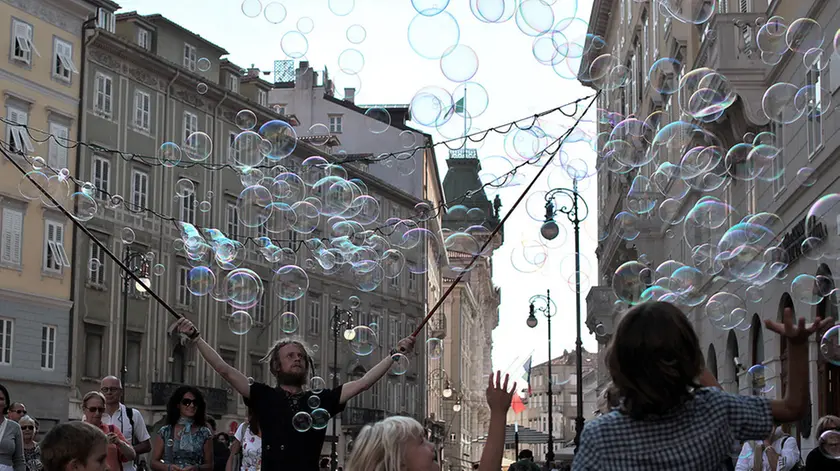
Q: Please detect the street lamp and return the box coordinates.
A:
[121,247,150,396]
[443,381,453,398]
[452,399,462,412]
[330,305,355,471]
[541,179,589,453]
[527,290,555,465]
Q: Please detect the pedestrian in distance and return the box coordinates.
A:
[345,371,515,471]
[99,376,152,471]
[173,317,415,471]
[573,301,831,471]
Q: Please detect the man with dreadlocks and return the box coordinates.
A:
[173,317,415,471]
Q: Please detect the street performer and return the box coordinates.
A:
[173,317,415,471]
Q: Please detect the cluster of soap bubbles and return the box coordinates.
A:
[292,376,333,432]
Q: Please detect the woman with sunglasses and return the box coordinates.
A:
[19,416,40,471]
[81,391,136,471]
[151,386,213,471]
[0,383,24,471]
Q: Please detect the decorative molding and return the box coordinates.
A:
[128,66,162,91]
[45,106,76,122]
[88,49,122,74]
[2,0,86,34]
[0,286,73,310]
[3,89,36,106]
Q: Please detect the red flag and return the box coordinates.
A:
[511,392,526,414]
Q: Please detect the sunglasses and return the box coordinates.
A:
[21,426,34,431]
[87,407,106,414]
[180,398,197,407]
[11,409,25,415]
[100,387,121,393]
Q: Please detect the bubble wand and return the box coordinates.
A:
[410,91,600,338]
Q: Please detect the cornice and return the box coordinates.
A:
[0,286,73,310]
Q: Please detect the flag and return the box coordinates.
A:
[453,96,465,114]
[522,355,533,395]
[511,392,526,414]
[442,97,466,122]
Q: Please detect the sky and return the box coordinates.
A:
[113,0,601,381]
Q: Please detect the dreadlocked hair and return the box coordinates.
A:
[260,338,316,386]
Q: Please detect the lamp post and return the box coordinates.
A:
[121,247,150,397]
[527,290,555,465]
[330,305,356,471]
[540,179,589,453]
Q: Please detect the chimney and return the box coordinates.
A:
[344,88,356,104]
[246,64,259,78]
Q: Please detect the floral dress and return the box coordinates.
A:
[23,444,41,471]
[159,424,212,468]
[234,423,261,471]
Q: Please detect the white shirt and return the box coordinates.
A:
[234,422,262,471]
[735,435,800,471]
[102,403,152,471]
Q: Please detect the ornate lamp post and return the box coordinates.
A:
[330,305,355,471]
[540,179,589,453]
[527,290,555,464]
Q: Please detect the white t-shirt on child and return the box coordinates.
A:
[235,422,262,471]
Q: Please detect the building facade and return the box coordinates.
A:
[583,0,840,455]
[0,0,114,430]
[69,10,432,466]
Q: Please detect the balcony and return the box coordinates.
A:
[693,12,773,126]
[151,382,228,415]
[341,407,386,428]
[585,286,618,342]
[428,312,446,339]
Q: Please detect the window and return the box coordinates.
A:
[287,229,297,249]
[52,38,76,82]
[256,220,268,240]
[88,241,105,285]
[641,14,649,84]
[273,104,287,115]
[308,297,321,334]
[408,272,417,292]
[5,106,34,153]
[134,90,151,131]
[48,122,69,168]
[11,19,37,64]
[227,73,239,93]
[126,333,142,384]
[285,300,297,315]
[772,122,785,195]
[1,208,23,266]
[255,292,266,324]
[41,325,56,370]
[183,43,196,71]
[221,349,237,369]
[370,311,381,345]
[371,381,381,409]
[137,28,151,50]
[390,274,399,290]
[44,220,69,272]
[389,315,398,348]
[329,115,343,133]
[94,72,113,117]
[177,266,191,307]
[131,169,149,209]
[84,324,102,376]
[180,192,196,224]
[0,318,11,365]
[183,111,198,147]
[96,8,115,32]
[257,90,267,107]
[251,355,264,383]
[226,203,239,240]
[92,156,110,200]
[807,66,824,158]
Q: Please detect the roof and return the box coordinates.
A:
[579,0,616,86]
[323,94,418,133]
[93,0,122,11]
[297,135,341,147]
[219,58,244,73]
[115,11,156,30]
[141,14,229,55]
[533,348,596,369]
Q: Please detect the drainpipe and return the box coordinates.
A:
[154,69,180,383]
[67,17,99,384]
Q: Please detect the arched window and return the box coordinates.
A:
[171,344,186,384]
[724,330,739,394]
[706,344,718,379]
[750,314,764,368]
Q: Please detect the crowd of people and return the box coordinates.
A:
[4,302,840,470]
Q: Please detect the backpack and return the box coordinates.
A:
[781,436,805,470]
[125,407,149,471]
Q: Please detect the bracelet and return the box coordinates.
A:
[187,328,201,340]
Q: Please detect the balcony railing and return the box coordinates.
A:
[151,382,228,415]
[341,407,386,427]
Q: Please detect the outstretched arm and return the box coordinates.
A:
[340,336,415,404]
[174,318,251,398]
[479,372,515,471]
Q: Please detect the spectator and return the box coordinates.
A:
[0,383,24,471]
[149,386,212,471]
[206,418,217,435]
[319,458,329,471]
[509,450,540,471]
[99,376,151,471]
[227,409,260,471]
[81,391,136,471]
[806,415,840,469]
[213,433,230,471]
[346,371,515,471]
[734,425,800,470]
[40,422,108,471]
[19,415,41,471]
[7,404,26,424]
[573,302,829,470]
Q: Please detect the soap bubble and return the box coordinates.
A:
[390,353,409,375]
[310,376,326,393]
[292,411,313,432]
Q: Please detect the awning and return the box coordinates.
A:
[473,425,559,445]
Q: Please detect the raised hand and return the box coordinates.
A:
[173,317,200,340]
[764,307,833,345]
[485,371,516,414]
[397,335,416,354]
